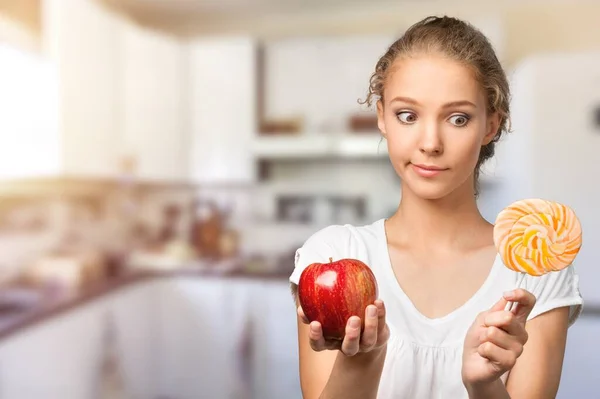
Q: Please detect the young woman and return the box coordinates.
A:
[289,15,583,399]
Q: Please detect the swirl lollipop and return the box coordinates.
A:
[493,198,582,311]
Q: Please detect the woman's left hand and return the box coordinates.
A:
[461,288,537,388]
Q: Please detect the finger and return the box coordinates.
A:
[489,296,509,312]
[324,339,343,351]
[503,289,536,321]
[360,305,379,351]
[376,299,386,323]
[341,316,362,356]
[481,326,525,355]
[478,341,518,371]
[308,321,327,351]
[484,311,526,339]
[297,306,310,324]
[375,300,388,341]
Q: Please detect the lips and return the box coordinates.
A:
[412,164,445,171]
[410,163,448,177]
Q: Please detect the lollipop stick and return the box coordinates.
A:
[504,272,526,312]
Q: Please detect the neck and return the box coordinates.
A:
[387,177,491,251]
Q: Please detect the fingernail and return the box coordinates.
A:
[350,318,360,328]
[503,290,514,299]
[368,306,377,317]
[310,323,319,333]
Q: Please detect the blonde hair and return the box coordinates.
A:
[362,16,511,195]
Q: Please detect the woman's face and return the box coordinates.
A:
[377,53,499,200]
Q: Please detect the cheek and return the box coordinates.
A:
[454,129,487,167]
[382,116,411,153]
[385,131,412,162]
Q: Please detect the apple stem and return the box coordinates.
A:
[329,257,333,263]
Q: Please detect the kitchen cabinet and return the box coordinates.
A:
[40,0,190,182]
[188,37,258,184]
[0,277,302,399]
[43,7,258,184]
[250,280,302,399]
[261,36,392,132]
[0,297,112,399]
[109,281,162,398]
[120,23,188,182]
[0,283,162,399]
[42,0,122,178]
[507,53,600,303]
[251,133,388,160]
[155,277,301,399]
[155,277,255,399]
[0,46,60,180]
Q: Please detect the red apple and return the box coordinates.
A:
[298,257,378,340]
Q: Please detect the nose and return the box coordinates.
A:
[418,121,443,156]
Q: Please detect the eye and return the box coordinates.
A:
[397,111,417,124]
[448,114,470,127]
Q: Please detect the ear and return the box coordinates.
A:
[482,112,501,145]
[377,100,387,137]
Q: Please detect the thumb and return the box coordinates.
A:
[297,306,310,324]
[489,296,508,312]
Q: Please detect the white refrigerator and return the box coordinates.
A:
[480,51,600,397]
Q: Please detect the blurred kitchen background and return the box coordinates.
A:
[0,0,599,398]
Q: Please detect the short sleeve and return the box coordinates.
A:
[289,225,351,285]
[525,264,584,327]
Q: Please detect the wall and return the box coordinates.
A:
[517,53,600,303]
[143,1,600,69]
[504,3,600,66]
[262,35,394,129]
[0,12,38,52]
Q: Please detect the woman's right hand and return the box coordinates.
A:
[297,300,390,357]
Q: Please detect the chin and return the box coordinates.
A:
[402,173,473,201]
[405,181,456,200]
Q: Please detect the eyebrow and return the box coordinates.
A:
[389,96,477,109]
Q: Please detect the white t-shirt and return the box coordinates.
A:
[289,218,584,399]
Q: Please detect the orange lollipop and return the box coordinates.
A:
[493,199,582,310]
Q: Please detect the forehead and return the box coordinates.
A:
[384,54,485,107]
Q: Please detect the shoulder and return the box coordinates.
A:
[289,219,384,285]
[302,223,355,246]
[523,264,584,327]
[305,220,380,245]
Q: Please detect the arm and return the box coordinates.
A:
[463,292,570,399]
[292,284,388,399]
[505,306,570,398]
[462,289,534,399]
[465,379,510,399]
[298,318,387,399]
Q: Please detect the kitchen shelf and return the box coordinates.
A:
[251,132,388,160]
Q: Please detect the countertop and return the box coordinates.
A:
[0,266,292,343]
[4,264,597,344]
